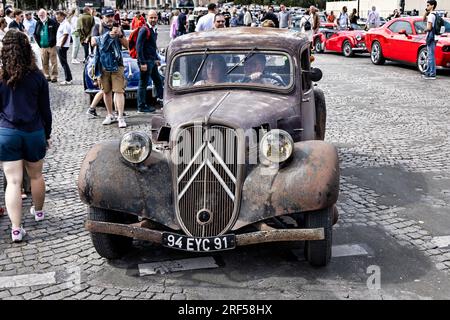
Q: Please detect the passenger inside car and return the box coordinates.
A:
[194,55,228,86]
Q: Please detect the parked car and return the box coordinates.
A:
[366,17,450,73]
[83,30,166,105]
[314,25,367,57]
[78,28,340,267]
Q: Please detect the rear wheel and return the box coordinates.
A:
[304,207,333,267]
[342,40,354,57]
[371,41,385,65]
[88,207,138,259]
[417,47,428,74]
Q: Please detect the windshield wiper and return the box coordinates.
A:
[192,48,209,84]
[226,47,257,75]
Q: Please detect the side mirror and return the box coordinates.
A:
[310,67,323,82]
[399,29,408,35]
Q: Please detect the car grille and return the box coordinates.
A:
[174,125,241,237]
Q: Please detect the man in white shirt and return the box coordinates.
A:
[337,6,349,30]
[55,11,72,85]
[23,12,37,41]
[195,3,216,32]
[243,7,252,26]
[4,7,14,27]
[423,0,438,79]
[366,6,380,29]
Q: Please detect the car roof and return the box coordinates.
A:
[168,27,308,55]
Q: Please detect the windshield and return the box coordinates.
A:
[415,19,450,34]
[170,51,293,90]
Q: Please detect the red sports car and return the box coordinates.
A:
[313,26,367,57]
[365,17,450,73]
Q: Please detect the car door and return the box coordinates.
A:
[325,32,341,51]
[387,20,415,62]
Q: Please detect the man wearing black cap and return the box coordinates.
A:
[91,7,129,128]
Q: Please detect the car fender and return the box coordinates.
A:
[78,141,179,230]
[233,140,340,230]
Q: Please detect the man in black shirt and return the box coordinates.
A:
[8,9,26,32]
[261,6,279,28]
[177,8,187,36]
[223,8,231,27]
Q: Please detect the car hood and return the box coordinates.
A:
[164,90,298,132]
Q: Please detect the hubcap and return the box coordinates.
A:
[372,44,380,62]
[315,40,321,52]
[344,43,351,56]
[418,50,428,73]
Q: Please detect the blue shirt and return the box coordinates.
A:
[24,18,37,37]
[0,70,52,139]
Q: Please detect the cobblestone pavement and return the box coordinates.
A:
[1,27,450,300]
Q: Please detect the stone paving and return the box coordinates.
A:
[1,28,450,300]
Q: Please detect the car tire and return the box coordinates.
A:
[371,41,385,65]
[314,38,324,53]
[342,40,354,57]
[417,47,428,74]
[88,207,138,260]
[313,87,326,140]
[304,207,333,267]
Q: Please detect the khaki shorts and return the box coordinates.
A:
[100,66,126,94]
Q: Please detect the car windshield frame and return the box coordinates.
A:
[168,49,295,93]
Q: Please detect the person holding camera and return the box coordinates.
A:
[91,8,128,128]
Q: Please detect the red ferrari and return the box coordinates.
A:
[365,16,450,72]
[313,26,367,57]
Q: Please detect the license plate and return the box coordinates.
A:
[125,92,137,99]
[162,233,236,252]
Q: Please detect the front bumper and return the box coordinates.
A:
[85,220,325,247]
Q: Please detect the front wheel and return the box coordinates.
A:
[417,47,428,74]
[88,207,138,259]
[314,38,324,53]
[342,40,354,57]
[371,41,385,65]
[304,207,333,267]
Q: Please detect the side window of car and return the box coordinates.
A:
[301,47,311,92]
[389,21,413,34]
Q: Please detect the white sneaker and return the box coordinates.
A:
[102,114,117,125]
[30,206,45,222]
[60,80,72,85]
[11,226,26,242]
[71,59,81,64]
[118,116,127,128]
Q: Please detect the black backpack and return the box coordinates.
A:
[304,17,311,31]
[433,13,445,35]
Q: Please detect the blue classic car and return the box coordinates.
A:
[83,30,166,104]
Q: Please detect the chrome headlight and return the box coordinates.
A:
[260,129,294,164]
[120,132,152,164]
[356,34,362,41]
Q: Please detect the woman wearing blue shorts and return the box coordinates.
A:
[0,29,52,242]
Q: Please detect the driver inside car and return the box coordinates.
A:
[240,54,285,86]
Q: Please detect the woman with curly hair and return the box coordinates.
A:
[0,29,52,242]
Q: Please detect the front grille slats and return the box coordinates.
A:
[175,125,239,237]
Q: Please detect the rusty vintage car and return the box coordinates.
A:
[78,28,340,267]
